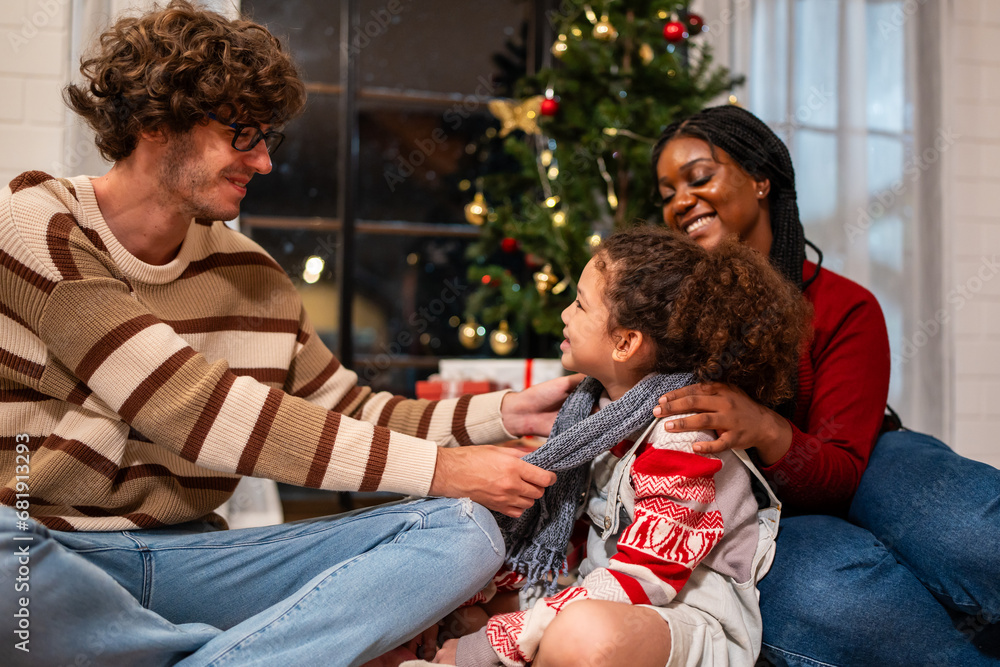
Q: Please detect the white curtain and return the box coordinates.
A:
[726,0,945,437]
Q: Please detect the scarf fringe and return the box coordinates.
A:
[506,542,567,596]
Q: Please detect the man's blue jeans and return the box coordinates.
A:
[0,497,503,666]
[758,431,1000,666]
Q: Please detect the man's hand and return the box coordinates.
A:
[500,373,584,437]
[429,446,555,517]
[653,381,792,464]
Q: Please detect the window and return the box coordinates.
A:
[241,0,545,395]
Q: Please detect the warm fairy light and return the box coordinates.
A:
[305,256,324,274]
[552,277,571,295]
[545,196,560,208]
[302,256,324,283]
[587,234,602,248]
[547,166,559,179]
[552,210,567,227]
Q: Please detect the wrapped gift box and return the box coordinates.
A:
[437,358,566,392]
[415,379,499,400]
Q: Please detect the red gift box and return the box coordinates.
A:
[415,380,500,400]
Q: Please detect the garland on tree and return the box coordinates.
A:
[461,0,741,355]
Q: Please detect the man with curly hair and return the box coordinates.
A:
[0,1,575,664]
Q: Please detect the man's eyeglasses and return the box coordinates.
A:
[207,113,285,154]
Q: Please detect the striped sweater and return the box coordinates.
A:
[0,172,513,531]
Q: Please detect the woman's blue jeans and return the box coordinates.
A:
[0,496,503,666]
[758,431,1000,666]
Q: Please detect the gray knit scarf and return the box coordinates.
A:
[496,372,695,593]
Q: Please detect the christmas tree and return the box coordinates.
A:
[460,1,741,356]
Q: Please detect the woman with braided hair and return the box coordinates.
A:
[651,104,1000,665]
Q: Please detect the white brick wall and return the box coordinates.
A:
[945,0,1000,467]
[0,0,72,185]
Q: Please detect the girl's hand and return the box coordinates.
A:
[653,382,792,464]
[404,623,439,661]
[432,638,459,664]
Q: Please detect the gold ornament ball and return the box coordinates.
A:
[458,319,485,350]
[464,193,487,225]
[489,321,517,356]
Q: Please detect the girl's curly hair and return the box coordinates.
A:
[594,227,812,407]
[64,0,306,161]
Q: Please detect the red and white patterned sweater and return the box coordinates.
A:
[457,417,763,667]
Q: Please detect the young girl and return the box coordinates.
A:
[431,226,810,667]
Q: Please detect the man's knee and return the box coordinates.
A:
[440,498,503,571]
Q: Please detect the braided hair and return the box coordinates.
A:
[651,105,818,291]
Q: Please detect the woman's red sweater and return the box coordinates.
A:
[759,260,891,515]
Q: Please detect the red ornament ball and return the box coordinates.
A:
[540,97,560,116]
[500,237,520,253]
[686,13,704,32]
[663,21,687,43]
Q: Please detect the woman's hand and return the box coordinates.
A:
[653,382,793,464]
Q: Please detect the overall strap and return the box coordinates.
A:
[733,448,781,511]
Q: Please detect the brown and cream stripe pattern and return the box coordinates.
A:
[0,172,513,531]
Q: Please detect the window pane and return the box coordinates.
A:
[357,108,494,223]
[750,0,790,123]
[358,0,525,94]
[245,0,340,84]
[351,233,474,362]
[242,94,340,218]
[867,134,904,198]
[793,0,839,129]
[791,129,838,228]
[865,1,905,133]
